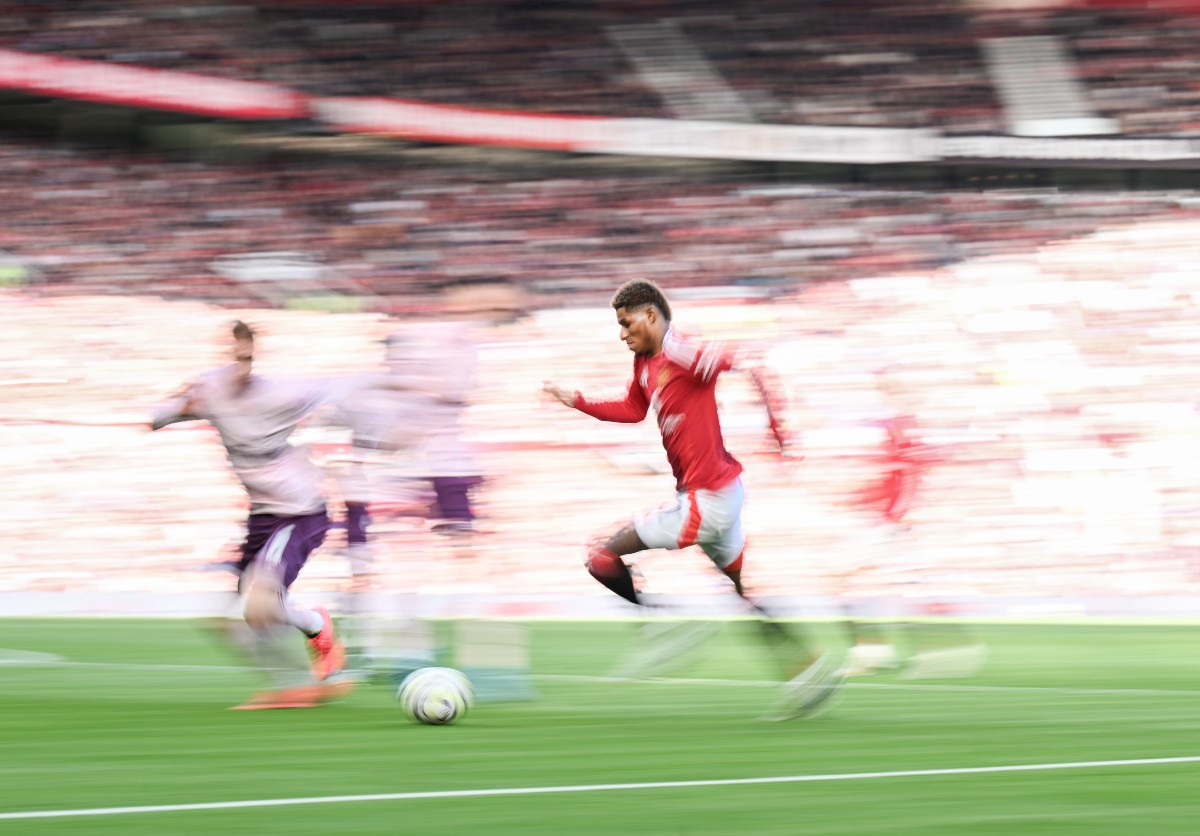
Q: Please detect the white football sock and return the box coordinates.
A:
[284,603,325,637]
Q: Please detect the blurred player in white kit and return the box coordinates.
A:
[152,321,357,708]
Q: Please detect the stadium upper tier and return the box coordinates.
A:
[2,0,1200,137]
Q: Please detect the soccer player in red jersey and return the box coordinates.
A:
[841,395,983,678]
[840,411,929,674]
[544,280,842,719]
[854,413,928,525]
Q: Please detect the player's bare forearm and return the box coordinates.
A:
[149,390,202,431]
[149,412,199,431]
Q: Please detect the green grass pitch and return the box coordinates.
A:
[1,618,1198,834]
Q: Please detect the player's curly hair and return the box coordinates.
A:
[610,280,672,321]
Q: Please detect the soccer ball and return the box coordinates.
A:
[397,667,474,725]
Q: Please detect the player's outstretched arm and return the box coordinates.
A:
[745,365,796,455]
[149,382,204,431]
[546,377,649,423]
[663,328,796,455]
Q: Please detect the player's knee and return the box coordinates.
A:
[585,546,622,579]
[585,547,639,605]
[241,567,284,629]
[243,590,280,630]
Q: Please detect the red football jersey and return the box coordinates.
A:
[862,414,931,523]
[574,328,742,492]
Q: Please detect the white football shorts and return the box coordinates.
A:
[634,477,746,569]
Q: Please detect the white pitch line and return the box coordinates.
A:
[0,658,254,673]
[2,756,1199,821]
[0,650,63,665]
[851,681,1200,698]
[537,674,1200,698]
[4,659,1199,698]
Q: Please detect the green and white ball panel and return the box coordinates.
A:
[397,667,474,725]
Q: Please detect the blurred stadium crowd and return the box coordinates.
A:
[2,138,1198,307]
[4,0,1200,616]
[3,0,1200,135]
[5,205,1200,608]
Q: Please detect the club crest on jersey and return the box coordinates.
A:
[657,367,672,390]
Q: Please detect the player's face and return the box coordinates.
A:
[233,336,254,388]
[615,306,654,354]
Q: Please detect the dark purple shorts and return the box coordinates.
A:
[237,510,330,589]
[344,501,370,546]
[430,476,483,522]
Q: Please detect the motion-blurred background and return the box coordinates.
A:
[4,0,1200,619]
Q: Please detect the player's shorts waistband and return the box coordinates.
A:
[677,474,743,494]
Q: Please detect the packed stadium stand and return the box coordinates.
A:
[2,138,1198,309]
[5,177,1200,610]
[3,0,1200,136]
